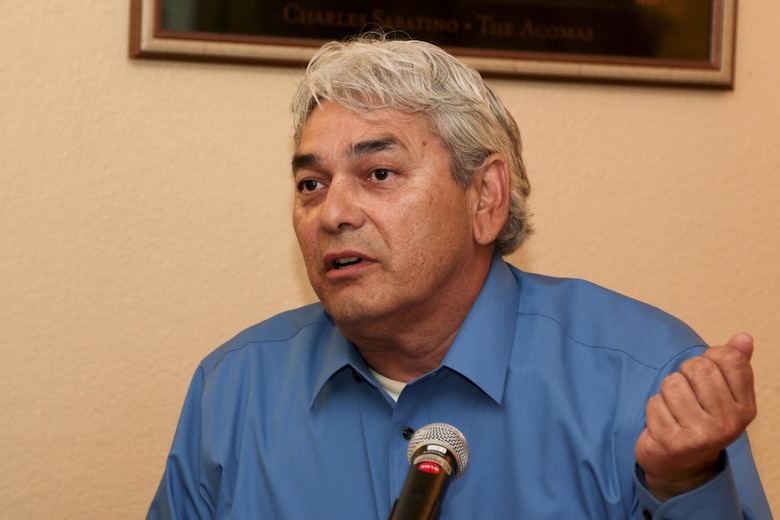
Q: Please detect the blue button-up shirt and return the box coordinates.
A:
[148,256,771,519]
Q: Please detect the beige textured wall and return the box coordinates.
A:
[1,3,777,518]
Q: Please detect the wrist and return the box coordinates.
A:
[643,451,726,502]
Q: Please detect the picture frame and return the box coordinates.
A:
[129,0,737,88]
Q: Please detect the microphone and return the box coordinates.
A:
[388,423,470,520]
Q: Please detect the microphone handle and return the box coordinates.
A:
[388,461,451,520]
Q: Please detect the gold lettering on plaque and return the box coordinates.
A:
[372,9,460,34]
[476,15,517,37]
[519,19,594,42]
[282,3,368,28]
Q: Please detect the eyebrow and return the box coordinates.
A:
[348,136,400,157]
[291,152,317,173]
[291,136,402,173]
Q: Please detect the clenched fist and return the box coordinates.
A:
[635,332,758,502]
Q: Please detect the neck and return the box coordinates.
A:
[341,255,493,382]
[354,328,459,382]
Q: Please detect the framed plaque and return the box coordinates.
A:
[129,0,737,88]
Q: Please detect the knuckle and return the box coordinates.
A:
[681,357,718,380]
[740,401,758,423]
[660,372,687,394]
[706,345,750,367]
[719,346,748,366]
[645,393,665,414]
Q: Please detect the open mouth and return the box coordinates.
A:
[333,257,362,269]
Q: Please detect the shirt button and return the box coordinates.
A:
[352,369,364,382]
[642,510,652,520]
[402,427,414,440]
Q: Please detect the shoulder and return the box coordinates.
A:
[199,302,333,375]
[508,266,706,368]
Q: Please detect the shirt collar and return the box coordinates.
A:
[311,324,369,408]
[311,254,519,407]
[437,254,518,405]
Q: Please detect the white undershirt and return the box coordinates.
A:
[369,368,407,402]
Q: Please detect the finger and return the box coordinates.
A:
[645,392,680,437]
[658,371,708,427]
[725,332,754,360]
[678,355,733,416]
[701,346,756,408]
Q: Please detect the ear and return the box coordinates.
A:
[471,153,511,246]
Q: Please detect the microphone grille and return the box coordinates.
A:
[406,422,470,479]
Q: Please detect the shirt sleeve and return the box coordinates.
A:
[633,434,773,520]
[147,366,215,520]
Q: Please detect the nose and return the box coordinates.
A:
[319,176,365,232]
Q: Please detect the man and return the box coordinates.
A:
[148,34,771,519]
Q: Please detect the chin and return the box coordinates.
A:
[323,299,381,327]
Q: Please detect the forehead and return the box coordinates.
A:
[296,101,439,153]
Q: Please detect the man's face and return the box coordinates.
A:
[292,102,484,338]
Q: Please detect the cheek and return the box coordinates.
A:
[418,194,471,238]
[292,217,317,261]
[393,207,465,265]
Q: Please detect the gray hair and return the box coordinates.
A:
[291,32,532,254]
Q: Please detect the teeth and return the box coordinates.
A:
[334,257,361,269]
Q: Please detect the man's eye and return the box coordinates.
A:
[369,169,393,182]
[297,179,324,193]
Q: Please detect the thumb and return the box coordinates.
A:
[725,332,754,361]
